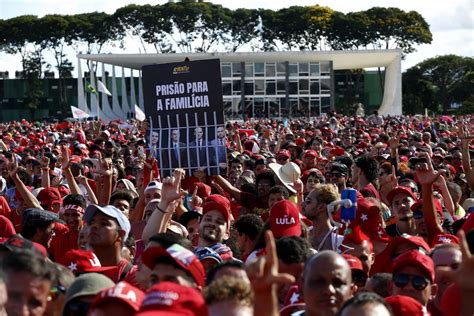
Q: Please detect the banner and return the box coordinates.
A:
[71,106,90,119]
[142,59,227,177]
[135,104,146,121]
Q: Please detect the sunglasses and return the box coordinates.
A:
[329,172,345,178]
[277,156,289,161]
[393,273,430,291]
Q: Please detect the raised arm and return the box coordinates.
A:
[416,153,444,244]
[59,145,82,196]
[9,155,42,210]
[214,175,242,202]
[141,169,184,244]
[459,127,474,191]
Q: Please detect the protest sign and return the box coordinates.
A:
[142,59,227,177]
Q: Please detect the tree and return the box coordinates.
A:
[403,55,474,114]
[226,8,260,52]
[364,7,432,54]
[22,50,45,120]
[39,14,73,117]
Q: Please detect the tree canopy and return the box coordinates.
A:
[0,3,432,64]
[402,55,474,114]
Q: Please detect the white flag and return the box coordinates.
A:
[71,106,90,119]
[97,80,112,96]
[135,104,146,121]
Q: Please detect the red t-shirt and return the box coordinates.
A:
[240,192,269,216]
[50,229,79,262]
[360,183,381,200]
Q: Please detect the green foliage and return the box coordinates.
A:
[403,55,474,114]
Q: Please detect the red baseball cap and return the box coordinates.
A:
[91,281,144,312]
[392,249,435,282]
[269,200,301,238]
[431,233,460,247]
[462,213,474,233]
[136,281,208,316]
[385,295,429,316]
[37,187,63,211]
[61,249,117,278]
[387,186,417,205]
[277,149,291,159]
[141,244,206,288]
[190,182,212,199]
[303,150,318,158]
[202,195,231,227]
[342,254,364,272]
[411,198,444,219]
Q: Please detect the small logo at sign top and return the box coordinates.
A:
[173,66,190,74]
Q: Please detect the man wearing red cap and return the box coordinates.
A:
[301,150,318,172]
[390,249,438,307]
[196,194,234,260]
[385,186,418,237]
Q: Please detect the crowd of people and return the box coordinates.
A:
[0,111,472,316]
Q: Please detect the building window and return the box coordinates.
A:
[255,63,265,76]
[299,63,309,76]
[221,63,231,78]
[289,63,298,77]
[245,63,254,77]
[232,80,241,95]
[299,79,309,92]
[266,80,276,95]
[232,63,241,77]
[265,63,276,77]
[255,79,265,94]
[245,81,254,95]
[277,62,286,76]
[310,63,320,76]
[222,81,231,95]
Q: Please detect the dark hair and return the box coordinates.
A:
[230,158,244,166]
[337,292,392,316]
[234,214,264,242]
[21,221,53,240]
[63,194,87,209]
[240,183,258,196]
[206,260,245,286]
[355,155,379,183]
[365,273,392,298]
[268,185,289,199]
[110,190,134,205]
[256,170,276,187]
[148,233,193,251]
[243,159,255,171]
[2,250,54,282]
[276,236,313,265]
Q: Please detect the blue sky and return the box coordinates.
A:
[0,0,472,75]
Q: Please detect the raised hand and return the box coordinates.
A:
[415,152,441,186]
[246,230,295,293]
[59,144,70,169]
[8,154,18,179]
[190,186,203,209]
[39,154,50,168]
[99,158,113,176]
